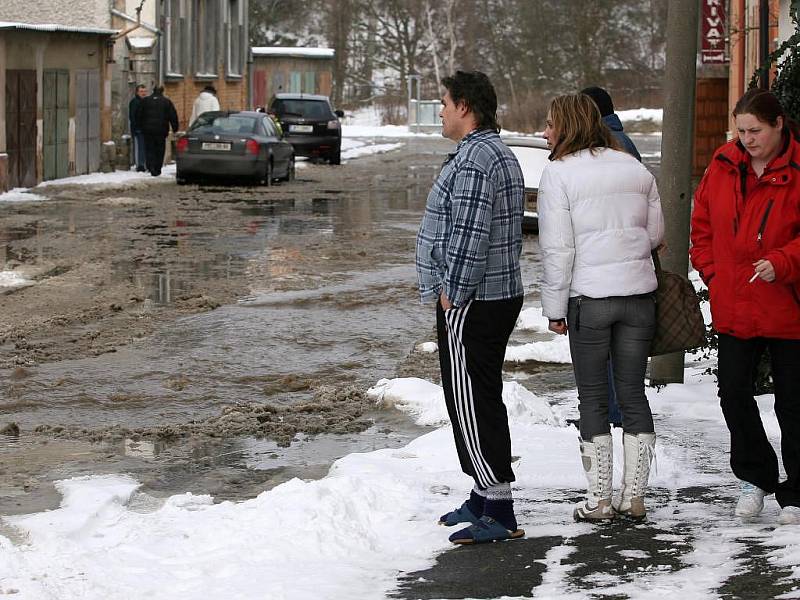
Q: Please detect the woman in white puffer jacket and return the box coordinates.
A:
[537,93,664,523]
[189,85,221,127]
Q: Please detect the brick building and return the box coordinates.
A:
[111,0,249,138]
[156,0,249,131]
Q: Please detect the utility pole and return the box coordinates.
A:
[650,0,699,385]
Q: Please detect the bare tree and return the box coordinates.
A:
[327,0,354,105]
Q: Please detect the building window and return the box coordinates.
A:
[289,71,302,93]
[303,71,316,93]
[195,0,218,77]
[226,0,243,77]
[166,0,183,76]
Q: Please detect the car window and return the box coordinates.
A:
[272,99,332,120]
[191,115,257,134]
[262,117,277,137]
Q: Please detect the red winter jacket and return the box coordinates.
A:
[690,133,800,340]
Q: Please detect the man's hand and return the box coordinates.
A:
[548,319,568,335]
[440,292,453,310]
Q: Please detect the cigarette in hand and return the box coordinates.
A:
[749,272,758,283]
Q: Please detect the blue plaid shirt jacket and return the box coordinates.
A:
[416,129,525,307]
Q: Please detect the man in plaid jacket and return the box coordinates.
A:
[416,70,525,544]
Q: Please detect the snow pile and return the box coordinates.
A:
[341,140,403,161]
[342,123,439,138]
[367,377,560,428]
[415,341,437,353]
[515,305,550,332]
[0,270,32,288]
[505,334,572,364]
[0,188,47,203]
[37,164,176,188]
[617,108,663,124]
[368,377,447,426]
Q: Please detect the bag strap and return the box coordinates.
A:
[651,250,664,280]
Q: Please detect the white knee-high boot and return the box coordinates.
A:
[615,432,656,520]
[574,434,614,522]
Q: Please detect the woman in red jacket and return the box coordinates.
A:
[690,89,800,525]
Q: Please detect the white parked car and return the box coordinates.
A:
[504,136,550,233]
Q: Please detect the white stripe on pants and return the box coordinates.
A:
[444,301,499,488]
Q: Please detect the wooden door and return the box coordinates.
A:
[75,69,101,175]
[5,69,37,188]
[43,69,70,181]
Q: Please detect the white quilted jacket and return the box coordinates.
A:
[537,147,664,319]
[189,92,221,126]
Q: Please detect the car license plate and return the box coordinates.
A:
[289,125,314,133]
[202,142,231,151]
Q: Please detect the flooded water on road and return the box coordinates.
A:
[0,134,662,512]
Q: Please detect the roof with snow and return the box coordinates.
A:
[128,36,156,49]
[0,21,117,35]
[252,47,334,59]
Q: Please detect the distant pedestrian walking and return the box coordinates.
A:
[189,85,220,127]
[129,84,148,172]
[135,86,179,177]
[690,89,800,526]
[538,94,664,523]
[416,71,526,544]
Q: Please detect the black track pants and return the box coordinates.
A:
[436,296,523,488]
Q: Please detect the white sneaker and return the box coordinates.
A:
[735,481,766,518]
[778,506,800,525]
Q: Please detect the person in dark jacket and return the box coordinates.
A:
[690,89,800,525]
[135,86,179,176]
[582,86,642,161]
[129,84,148,172]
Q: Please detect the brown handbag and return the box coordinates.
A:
[650,251,706,356]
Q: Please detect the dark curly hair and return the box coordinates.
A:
[441,71,500,133]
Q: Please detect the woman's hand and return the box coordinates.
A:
[751,259,776,283]
[549,319,568,335]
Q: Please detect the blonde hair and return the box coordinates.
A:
[547,93,620,161]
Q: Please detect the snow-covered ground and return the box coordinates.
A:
[617,108,663,124]
[2,292,799,599]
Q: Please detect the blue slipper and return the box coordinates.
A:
[438,500,480,527]
[448,516,525,544]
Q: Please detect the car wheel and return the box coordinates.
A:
[329,149,341,165]
[176,172,192,185]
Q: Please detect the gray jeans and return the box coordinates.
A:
[567,294,656,440]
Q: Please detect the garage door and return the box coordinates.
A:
[75,69,100,175]
[5,69,37,188]
[43,69,70,181]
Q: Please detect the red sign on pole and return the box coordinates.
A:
[702,0,728,64]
